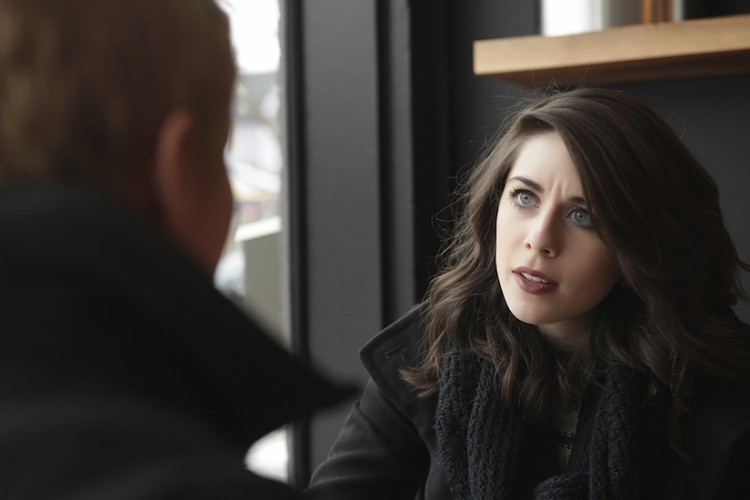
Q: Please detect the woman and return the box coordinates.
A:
[305,88,750,499]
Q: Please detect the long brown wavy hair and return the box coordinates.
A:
[404,88,750,421]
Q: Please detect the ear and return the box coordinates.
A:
[148,108,233,276]
[151,109,207,267]
[153,109,197,229]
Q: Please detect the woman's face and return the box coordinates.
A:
[495,132,621,350]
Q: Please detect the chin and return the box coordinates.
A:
[505,301,557,327]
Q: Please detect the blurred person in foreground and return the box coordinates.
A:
[0,1,352,498]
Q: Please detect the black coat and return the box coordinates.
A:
[0,185,353,499]
[306,304,750,499]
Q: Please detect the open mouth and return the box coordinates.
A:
[520,272,550,284]
[512,268,558,294]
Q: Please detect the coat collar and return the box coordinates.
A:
[0,183,355,447]
[359,303,750,498]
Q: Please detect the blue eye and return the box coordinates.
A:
[571,208,592,227]
[511,189,536,208]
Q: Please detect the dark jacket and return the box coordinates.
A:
[306,304,750,499]
[0,185,353,499]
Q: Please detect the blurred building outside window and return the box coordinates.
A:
[216,0,289,483]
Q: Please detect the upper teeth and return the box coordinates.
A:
[521,272,548,283]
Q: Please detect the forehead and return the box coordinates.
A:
[507,132,583,193]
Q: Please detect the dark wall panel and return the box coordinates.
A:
[299,0,384,472]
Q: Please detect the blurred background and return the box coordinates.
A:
[216,0,288,484]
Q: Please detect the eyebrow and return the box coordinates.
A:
[509,176,543,192]
[508,176,586,205]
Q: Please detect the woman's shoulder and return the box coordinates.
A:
[675,359,750,497]
[675,397,750,498]
[358,302,428,407]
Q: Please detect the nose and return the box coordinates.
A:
[525,212,559,257]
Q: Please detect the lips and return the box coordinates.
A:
[512,267,558,294]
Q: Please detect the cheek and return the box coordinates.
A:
[495,200,518,266]
[197,157,234,274]
[211,166,234,256]
[216,165,233,229]
[495,207,507,271]
[577,246,622,296]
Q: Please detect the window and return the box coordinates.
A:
[216,0,288,482]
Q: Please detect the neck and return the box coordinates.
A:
[536,319,591,352]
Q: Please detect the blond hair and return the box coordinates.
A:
[0,0,236,192]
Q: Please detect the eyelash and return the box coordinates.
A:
[508,188,537,209]
[507,187,594,230]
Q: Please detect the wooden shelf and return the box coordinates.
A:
[473,14,750,87]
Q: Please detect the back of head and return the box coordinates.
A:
[0,0,236,197]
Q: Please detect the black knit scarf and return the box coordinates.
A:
[435,351,668,499]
